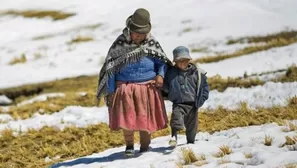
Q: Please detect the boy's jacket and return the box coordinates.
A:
[163,63,209,108]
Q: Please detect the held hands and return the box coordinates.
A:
[152,75,164,88]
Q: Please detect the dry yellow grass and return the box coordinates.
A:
[0,75,98,101]
[192,30,297,64]
[67,36,94,44]
[244,152,253,159]
[208,75,264,92]
[264,135,273,146]
[217,157,231,165]
[6,92,103,119]
[193,38,297,64]
[213,145,232,158]
[0,10,75,20]
[0,124,124,168]
[275,65,297,83]
[179,147,199,165]
[219,145,232,155]
[33,23,102,40]
[281,121,297,132]
[208,65,297,92]
[283,136,296,146]
[1,65,296,105]
[281,163,297,168]
[0,99,297,168]
[0,65,296,120]
[227,30,297,44]
[212,151,225,158]
[9,54,27,65]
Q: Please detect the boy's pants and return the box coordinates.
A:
[170,103,198,143]
[123,130,151,149]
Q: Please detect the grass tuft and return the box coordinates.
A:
[281,121,297,132]
[9,54,27,65]
[219,145,232,155]
[283,136,296,146]
[264,135,273,146]
[179,147,199,165]
[244,152,253,159]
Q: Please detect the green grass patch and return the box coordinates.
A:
[0,10,75,21]
[1,97,297,168]
[9,54,27,65]
[192,30,297,64]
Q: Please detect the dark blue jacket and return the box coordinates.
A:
[163,63,209,108]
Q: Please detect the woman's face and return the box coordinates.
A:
[130,31,146,45]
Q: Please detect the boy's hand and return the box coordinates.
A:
[154,75,164,87]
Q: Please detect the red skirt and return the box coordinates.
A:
[109,81,168,133]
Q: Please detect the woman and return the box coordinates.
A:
[97,8,172,155]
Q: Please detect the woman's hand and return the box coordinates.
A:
[154,75,164,88]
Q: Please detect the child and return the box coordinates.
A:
[163,46,209,146]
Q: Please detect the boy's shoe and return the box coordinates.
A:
[168,136,177,147]
[125,145,135,156]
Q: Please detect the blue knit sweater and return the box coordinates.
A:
[107,56,167,94]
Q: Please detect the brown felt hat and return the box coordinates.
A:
[126,8,151,34]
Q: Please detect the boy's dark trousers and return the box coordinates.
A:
[170,103,198,143]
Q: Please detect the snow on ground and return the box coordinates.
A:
[203,82,297,110]
[17,92,65,106]
[1,82,296,134]
[248,71,287,82]
[1,0,297,167]
[0,106,109,134]
[0,95,12,105]
[1,0,297,88]
[51,122,297,168]
[199,43,297,78]
[0,114,13,123]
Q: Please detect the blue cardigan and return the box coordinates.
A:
[107,56,167,94]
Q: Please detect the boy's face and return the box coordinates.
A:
[175,59,191,70]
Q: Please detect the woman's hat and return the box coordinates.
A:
[126,8,151,34]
